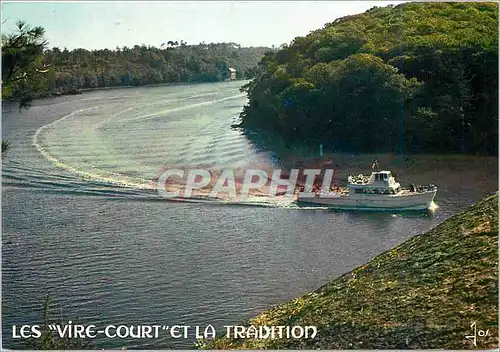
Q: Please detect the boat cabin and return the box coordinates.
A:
[347,170,401,195]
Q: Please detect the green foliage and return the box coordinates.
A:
[26,295,91,350]
[2,140,9,153]
[240,2,498,155]
[208,193,499,349]
[2,21,271,102]
[2,21,50,109]
[38,42,270,93]
[194,338,208,349]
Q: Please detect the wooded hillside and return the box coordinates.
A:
[239,3,498,155]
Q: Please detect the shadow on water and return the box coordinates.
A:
[3,82,498,350]
[335,207,437,219]
[295,201,437,219]
[237,125,319,161]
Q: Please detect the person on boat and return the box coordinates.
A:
[372,159,380,171]
[312,183,321,193]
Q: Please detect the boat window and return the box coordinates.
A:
[354,188,364,194]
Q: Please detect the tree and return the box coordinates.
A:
[2,21,49,109]
[1,24,272,99]
[239,2,498,155]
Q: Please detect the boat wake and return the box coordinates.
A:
[30,91,326,210]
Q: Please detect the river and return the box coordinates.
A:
[2,80,497,349]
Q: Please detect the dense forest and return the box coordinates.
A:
[41,43,270,91]
[239,2,498,155]
[1,21,271,105]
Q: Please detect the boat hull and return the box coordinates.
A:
[297,190,437,211]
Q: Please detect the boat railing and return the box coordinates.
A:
[415,184,437,192]
[348,174,370,185]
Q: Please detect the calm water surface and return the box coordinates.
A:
[2,81,497,348]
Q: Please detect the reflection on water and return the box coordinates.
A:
[2,81,498,349]
[328,205,438,218]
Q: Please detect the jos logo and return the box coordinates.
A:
[465,321,489,347]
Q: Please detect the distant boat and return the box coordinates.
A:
[297,167,437,211]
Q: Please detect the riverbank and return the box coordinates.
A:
[1,79,249,113]
[60,79,248,94]
[42,78,249,98]
[207,193,498,349]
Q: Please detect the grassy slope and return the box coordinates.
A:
[208,194,498,349]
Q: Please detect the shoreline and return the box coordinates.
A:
[54,78,248,94]
[1,79,249,112]
[207,193,499,349]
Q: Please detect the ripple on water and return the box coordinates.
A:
[2,82,497,349]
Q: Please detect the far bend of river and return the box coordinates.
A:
[2,81,498,349]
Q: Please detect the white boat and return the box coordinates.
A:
[297,168,437,211]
